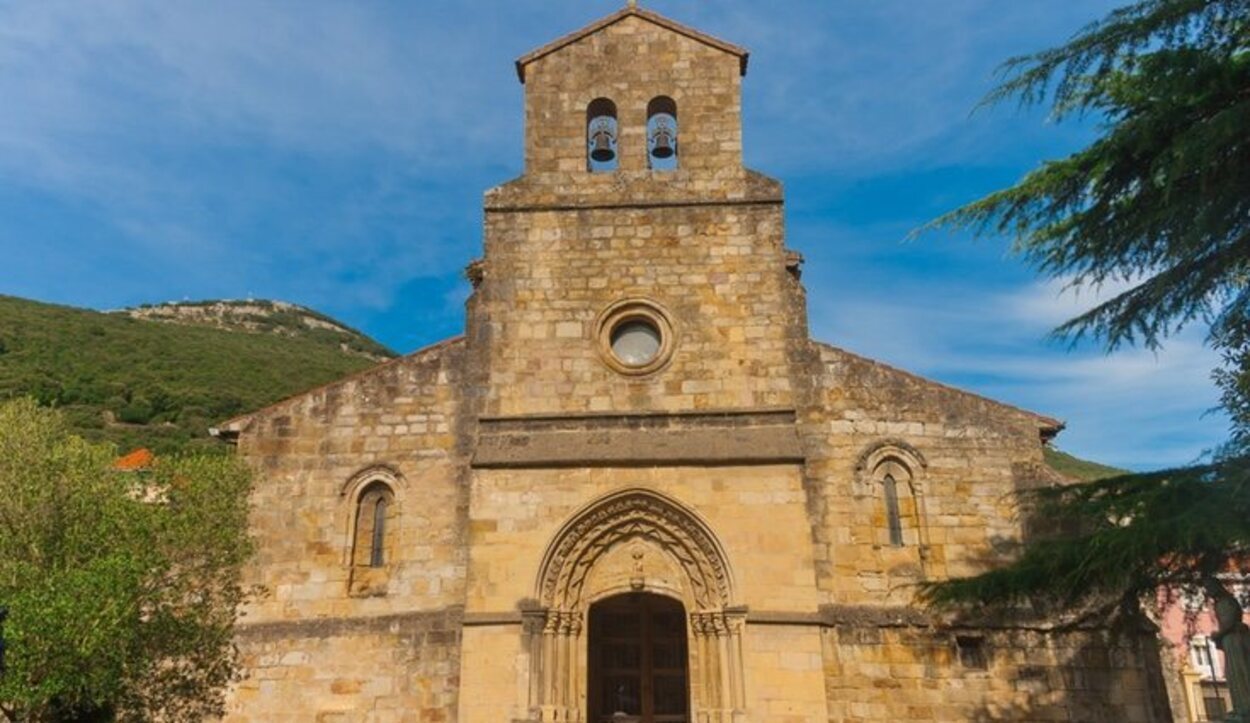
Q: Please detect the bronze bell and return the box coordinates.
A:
[650,121,675,160]
[590,121,616,163]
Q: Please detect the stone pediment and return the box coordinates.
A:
[514,6,749,83]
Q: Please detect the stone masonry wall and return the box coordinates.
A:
[226,610,461,723]
[797,342,1061,608]
[220,340,471,721]
[457,464,829,722]
[522,14,743,176]
[822,624,1171,722]
[473,200,799,418]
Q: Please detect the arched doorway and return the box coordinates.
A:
[588,593,689,723]
[528,489,745,722]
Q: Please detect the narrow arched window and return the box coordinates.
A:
[883,474,904,547]
[869,457,918,548]
[646,96,678,170]
[370,496,388,567]
[587,98,619,172]
[353,481,394,570]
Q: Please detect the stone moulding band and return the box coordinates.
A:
[472,410,805,468]
[471,426,805,468]
[234,607,464,642]
[483,198,784,214]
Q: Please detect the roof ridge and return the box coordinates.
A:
[515,6,749,83]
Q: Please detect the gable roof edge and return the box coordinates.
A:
[515,7,749,83]
[813,341,1066,441]
[210,335,467,441]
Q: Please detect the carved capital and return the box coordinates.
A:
[691,611,731,637]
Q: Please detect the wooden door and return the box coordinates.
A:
[588,594,689,723]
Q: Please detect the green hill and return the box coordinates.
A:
[0,295,393,455]
[118,299,394,361]
[1044,447,1128,481]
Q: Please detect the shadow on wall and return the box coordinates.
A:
[960,626,1174,723]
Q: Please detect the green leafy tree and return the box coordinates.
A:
[918,0,1250,619]
[0,398,254,722]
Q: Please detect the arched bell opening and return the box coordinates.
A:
[646,96,678,171]
[587,98,620,172]
[588,593,689,723]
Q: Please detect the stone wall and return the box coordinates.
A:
[226,610,462,723]
[455,465,826,722]
[220,340,472,721]
[473,197,799,418]
[821,623,1170,722]
[521,13,743,176]
[797,342,1062,608]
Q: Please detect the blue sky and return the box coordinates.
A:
[0,0,1229,470]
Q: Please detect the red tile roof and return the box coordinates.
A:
[113,447,154,471]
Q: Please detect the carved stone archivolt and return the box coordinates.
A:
[537,488,734,611]
[525,488,747,723]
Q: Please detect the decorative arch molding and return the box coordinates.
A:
[339,463,406,500]
[526,488,746,722]
[854,439,928,494]
[339,465,405,597]
[536,487,735,611]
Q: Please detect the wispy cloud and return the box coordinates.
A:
[0,0,1224,468]
[811,276,1226,470]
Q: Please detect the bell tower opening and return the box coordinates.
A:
[646,96,678,171]
[588,593,690,723]
[587,98,620,172]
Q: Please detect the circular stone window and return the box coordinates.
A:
[610,320,662,365]
[596,299,675,376]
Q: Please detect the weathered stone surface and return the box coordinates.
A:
[473,410,803,467]
[217,7,1170,722]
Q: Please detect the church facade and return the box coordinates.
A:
[217,7,1172,722]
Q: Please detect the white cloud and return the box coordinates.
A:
[1005,276,1147,329]
[810,277,1226,470]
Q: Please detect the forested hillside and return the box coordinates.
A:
[0,295,392,454]
[1043,447,1127,482]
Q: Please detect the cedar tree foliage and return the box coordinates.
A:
[0,399,254,722]
[919,0,1250,618]
[925,0,1250,350]
[918,460,1250,624]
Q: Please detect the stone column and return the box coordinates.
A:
[530,609,584,722]
[690,610,748,723]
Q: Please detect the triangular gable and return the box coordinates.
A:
[515,6,749,83]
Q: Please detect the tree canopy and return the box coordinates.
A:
[919,0,1250,619]
[926,0,1250,351]
[919,458,1250,623]
[0,398,253,722]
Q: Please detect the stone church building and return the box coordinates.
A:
[216,6,1172,722]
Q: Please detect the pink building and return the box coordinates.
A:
[1159,586,1250,721]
